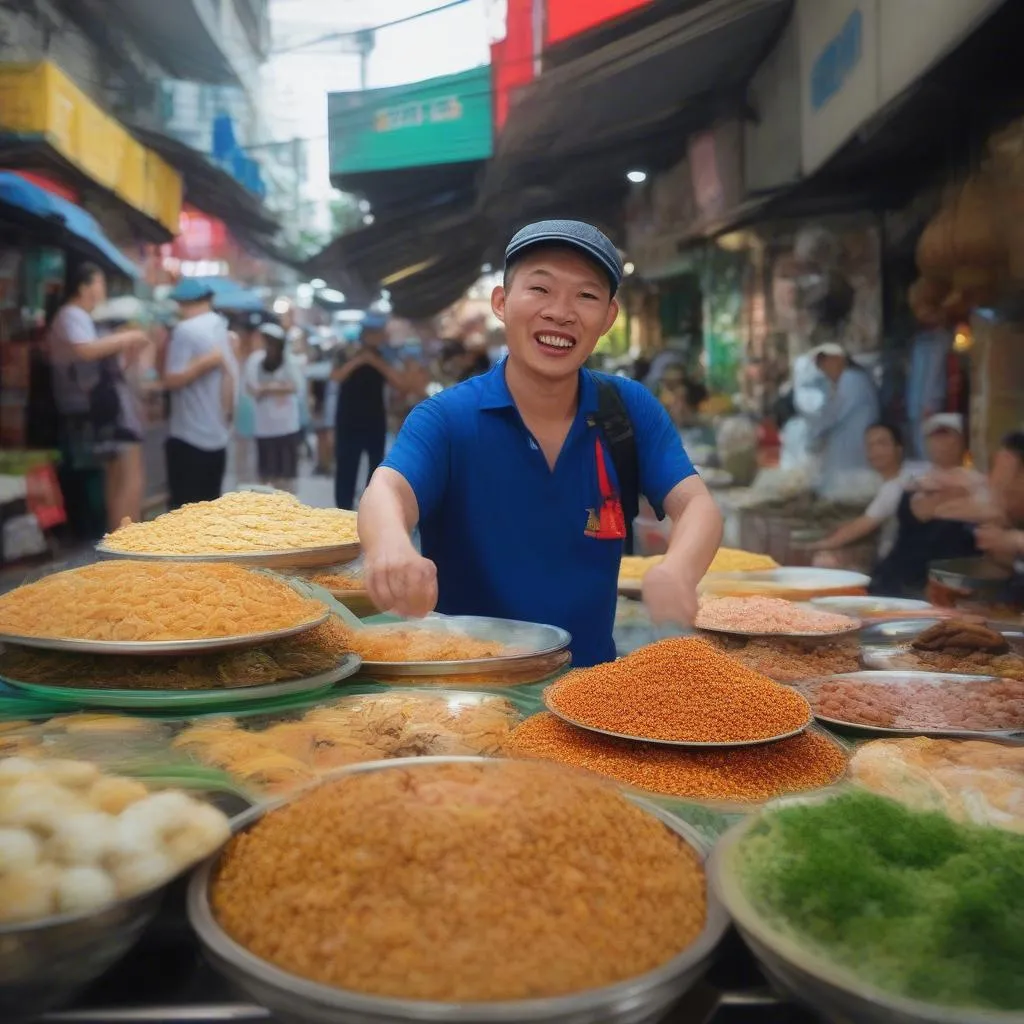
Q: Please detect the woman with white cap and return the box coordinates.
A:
[245,321,303,492]
[804,343,881,497]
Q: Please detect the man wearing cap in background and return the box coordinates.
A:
[332,312,424,510]
[358,219,722,668]
[163,279,237,509]
[805,342,881,497]
[870,412,984,596]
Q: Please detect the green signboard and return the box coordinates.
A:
[329,65,493,176]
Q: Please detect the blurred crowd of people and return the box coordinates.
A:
[44,266,502,534]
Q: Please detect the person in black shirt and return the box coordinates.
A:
[332,313,418,509]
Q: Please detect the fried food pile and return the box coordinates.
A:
[173,691,521,793]
[912,619,1010,655]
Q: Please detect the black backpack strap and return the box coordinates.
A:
[589,375,640,555]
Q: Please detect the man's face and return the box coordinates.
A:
[361,328,386,350]
[79,272,106,311]
[816,353,846,382]
[926,427,966,469]
[491,247,618,382]
[865,426,901,474]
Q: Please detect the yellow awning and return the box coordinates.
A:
[0,61,182,234]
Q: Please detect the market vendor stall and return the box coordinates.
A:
[0,539,1021,1024]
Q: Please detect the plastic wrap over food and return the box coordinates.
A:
[850,737,1024,833]
[172,690,523,796]
[0,757,229,925]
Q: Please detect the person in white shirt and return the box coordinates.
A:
[162,279,237,509]
[870,413,985,596]
[244,322,302,492]
[811,423,928,564]
[49,262,152,530]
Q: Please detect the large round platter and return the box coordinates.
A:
[187,755,730,1024]
[0,603,329,657]
[0,655,361,710]
[96,540,361,570]
[544,685,811,749]
[694,620,861,642]
[710,794,1024,1024]
[796,670,1024,740]
[810,596,933,619]
[701,567,870,598]
[860,618,1024,648]
[357,615,571,677]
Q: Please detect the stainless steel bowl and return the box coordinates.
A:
[0,888,162,1024]
[711,796,1024,1024]
[188,756,729,1024]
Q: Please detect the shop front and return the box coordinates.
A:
[0,63,184,551]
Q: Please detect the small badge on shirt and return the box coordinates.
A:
[584,498,627,540]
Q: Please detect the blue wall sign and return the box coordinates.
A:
[810,8,863,112]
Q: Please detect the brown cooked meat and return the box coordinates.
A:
[912,620,1010,655]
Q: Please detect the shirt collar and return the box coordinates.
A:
[478,357,600,416]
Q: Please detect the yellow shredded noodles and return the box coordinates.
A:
[0,561,325,642]
[103,490,358,554]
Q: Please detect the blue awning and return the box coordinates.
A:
[200,277,264,314]
[0,172,139,278]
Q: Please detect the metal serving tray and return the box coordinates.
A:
[797,670,1024,740]
[357,616,571,677]
[695,621,861,642]
[860,619,1024,647]
[0,606,329,657]
[96,541,362,571]
[0,655,361,710]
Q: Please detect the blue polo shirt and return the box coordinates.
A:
[381,361,696,667]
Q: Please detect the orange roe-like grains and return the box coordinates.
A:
[211,760,706,1002]
[546,636,811,743]
[504,713,847,802]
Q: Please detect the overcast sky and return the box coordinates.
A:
[264,0,491,218]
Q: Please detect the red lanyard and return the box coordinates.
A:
[585,436,627,540]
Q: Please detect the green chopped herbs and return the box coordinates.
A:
[737,791,1024,1011]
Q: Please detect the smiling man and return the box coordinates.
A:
[358,220,722,666]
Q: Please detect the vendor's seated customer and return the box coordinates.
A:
[970,433,1024,580]
[870,414,983,597]
[811,423,927,568]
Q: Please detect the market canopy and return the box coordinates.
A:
[0,172,139,278]
[305,201,486,318]
[484,0,792,224]
[495,0,791,163]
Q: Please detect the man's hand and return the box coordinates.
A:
[975,524,1024,563]
[364,539,439,618]
[122,329,151,351]
[641,561,698,627]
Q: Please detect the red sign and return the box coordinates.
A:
[26,463,67,530]
[545,0,651,46]
[492,0,535,131]
[10,171,79,203]
[172,205,229,260]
